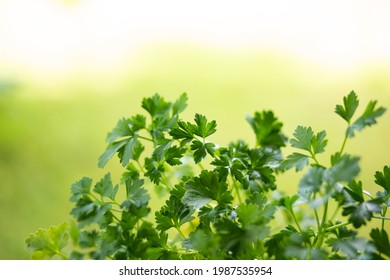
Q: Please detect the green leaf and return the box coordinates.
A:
[370,228,390,258]
[342,199,382,228]
[169,120,194,143]
[106,118,133,144]
[172,93,188,116]
[193,113,217,138]
[119,136,142,167]
[121,176,149,210]
[70,177,93,202]
[280,152,310,171]
[93,173,119,201]
[331,237,375,259]
[324,154,360,185]
[190,139,215,163]
[343,180,364,203]
[182,170,233,209]
[298,167,324,199]
[71,197,112,227]
[25,222,69,259]
[98,140,127,168]
[347,100,386,137]
[144,157,165,185]
[375,166,390,193]
[247,110,286,148]
[335,91,359,123]
[155,194,195,232]
[289,126,327,155]
[164,145,186,166]
[278,195,300,214]
[141,93,171,118]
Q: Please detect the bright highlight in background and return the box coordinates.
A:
[1,0,390,78]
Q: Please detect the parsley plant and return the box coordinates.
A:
[26,91,390,259]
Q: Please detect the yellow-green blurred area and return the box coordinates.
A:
[1,0,390,259]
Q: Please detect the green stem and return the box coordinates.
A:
[339,133,348,156]
[325,221,350,232]
[290,209,303,233]
[372,216,390,221]
[138,135,154,142]
[382,207,388,230]
[136,159,146,173]
[176,226,185,239]
[315,200,329,248]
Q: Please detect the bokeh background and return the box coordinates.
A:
[0,0,389,259]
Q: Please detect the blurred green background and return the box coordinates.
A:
[1,0,390,259]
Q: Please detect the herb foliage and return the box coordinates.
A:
[26,91,390,259]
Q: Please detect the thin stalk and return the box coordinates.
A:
[138,135,154,142]
[372,216,390,221]
[325,221,350,232]
[381,207,388,230]
[339,133,348,156]
[176,226,185,239]
[290,209,303,233]
[315,200,329,248]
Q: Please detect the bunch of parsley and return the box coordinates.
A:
[26,92,390,260]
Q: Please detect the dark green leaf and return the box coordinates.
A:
[342,199,382,228]
[93,173,119,201]
[193,113,217,138]
[70,177,93,202]
[155,195,195,231]
[164,145,186,166]
[182,170,233,209]
[375,166,390,193]
[247,110,286,148]
[144,157,165,185]
[191,139,215,163]
[141,94,171,118]
[331,237,375,259]
[169,120,194,143]
[370,228,390,258]
[121,176,149,210]
[335,91,359,123]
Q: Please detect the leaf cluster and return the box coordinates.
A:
[26,91,390,260]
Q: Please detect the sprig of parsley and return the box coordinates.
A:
[26,91,390,260]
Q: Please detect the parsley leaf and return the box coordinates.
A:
[375,165,390,193]
[290,126,327,155]
[246,110,286,148]
[25,222,69,260]
[121,176,149,210]
[370,228,390,258]
[182,170,233,209]
[347,100,386,137]
[93,173,119,201]
[193,113,217,138]
[155,186,195,232]
[280,152,310,171]
[335,91,359,123]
